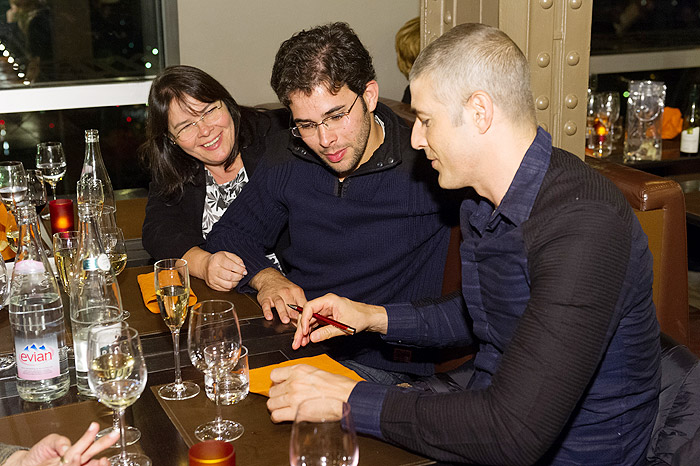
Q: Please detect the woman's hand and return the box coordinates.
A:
[184,247,246,291]
[4,422,119,466]
[203,251,247,291]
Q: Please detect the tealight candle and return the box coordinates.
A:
[49,199,74,234]
[189,440,235,466]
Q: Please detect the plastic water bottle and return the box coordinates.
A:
[9,205,70,402]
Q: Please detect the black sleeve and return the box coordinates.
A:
[141,181,205,261]
[379,203,632,465]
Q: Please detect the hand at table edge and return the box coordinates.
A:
[267,364,359,423]
[250,268,307,324]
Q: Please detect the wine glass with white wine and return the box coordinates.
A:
[155,258,200,400]
[87,321,150,466]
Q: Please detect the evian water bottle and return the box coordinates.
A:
[9,205,69,402]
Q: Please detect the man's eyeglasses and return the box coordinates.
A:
[171,101,224,142]
[291,94,360,138]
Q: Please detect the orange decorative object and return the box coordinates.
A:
[662,107,683,139]
[0,203,16,261]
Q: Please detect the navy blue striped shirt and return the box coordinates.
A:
[350,128,660,465]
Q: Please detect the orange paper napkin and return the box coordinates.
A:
[249,354,365,397]
[136,271,197,314]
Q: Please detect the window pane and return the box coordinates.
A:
[0,0,163,88]
[592,0,700,55]
[0,104,149,193]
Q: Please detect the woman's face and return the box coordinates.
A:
[167,94,236,167]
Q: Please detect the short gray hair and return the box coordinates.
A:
[410,23,536,127]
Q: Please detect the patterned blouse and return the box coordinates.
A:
[202,167,280,270]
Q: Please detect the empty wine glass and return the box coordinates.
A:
[155,258,199,400]
[188,300,243,442]
[87,321,150,466]
[290,397,359,466]
[0,254,14,371]
[36,142,67,202]
[0,161,28,214]
[0,161,27,253]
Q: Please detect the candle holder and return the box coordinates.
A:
[49,199,74,234]
[189,440,235,466]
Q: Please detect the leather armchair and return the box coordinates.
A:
[587,157,689,345]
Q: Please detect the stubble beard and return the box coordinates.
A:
[324,108,372,179]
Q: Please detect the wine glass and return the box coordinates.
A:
[25,169,46,215]
[52,230,80,295]
[36,142,67,202]
[155,258,200,400]
[103,227,127,275]
[290,397,359,466]
[188,300,243,441]
[0,254,14,371]
[87,321,150,466]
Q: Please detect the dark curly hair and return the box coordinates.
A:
[139,65,251,201]
[270,22,376,106]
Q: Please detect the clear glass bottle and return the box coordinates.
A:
[680,84,700,157]
[71,180,123,397]
[81,129,115,213]
[9,204,70,402]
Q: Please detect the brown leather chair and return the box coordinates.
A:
[586,157,688,345]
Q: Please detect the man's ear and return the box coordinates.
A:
[363,80,379,113]
[468,91,493,133]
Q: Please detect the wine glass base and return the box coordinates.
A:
[158,381,200,400]
[0,355,15,371]
[97,425,141,446]
[121,310,131,320]
[195,420,244,442]
[108,452,151,466]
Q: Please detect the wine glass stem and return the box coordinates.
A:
[171,329,183,385]
[49,183,56,201]
[117,408,128,463]
[214,373,223,427]
[113,411,120,431]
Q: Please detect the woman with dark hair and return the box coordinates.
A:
[140,65,287,291]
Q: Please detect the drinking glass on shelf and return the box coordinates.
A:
[290,397,359,466]
[188,300,243,442]
[155,258,200,400]
[36,142,67,202]
[103,227,127,275]
[25,169,46,215]
[0,255,14,371]
[590,92,620,158]
[87,321,150,466]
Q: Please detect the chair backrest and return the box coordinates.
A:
[587,157,689,345]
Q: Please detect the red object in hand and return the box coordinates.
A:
[49,199,74,234]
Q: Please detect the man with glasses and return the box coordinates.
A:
[207,22,460,382]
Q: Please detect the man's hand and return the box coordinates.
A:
[292,294,388,350]
[184,247,247,292]
[267,364,358,423]
[250,268,306,323]
[5,422,119,466]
